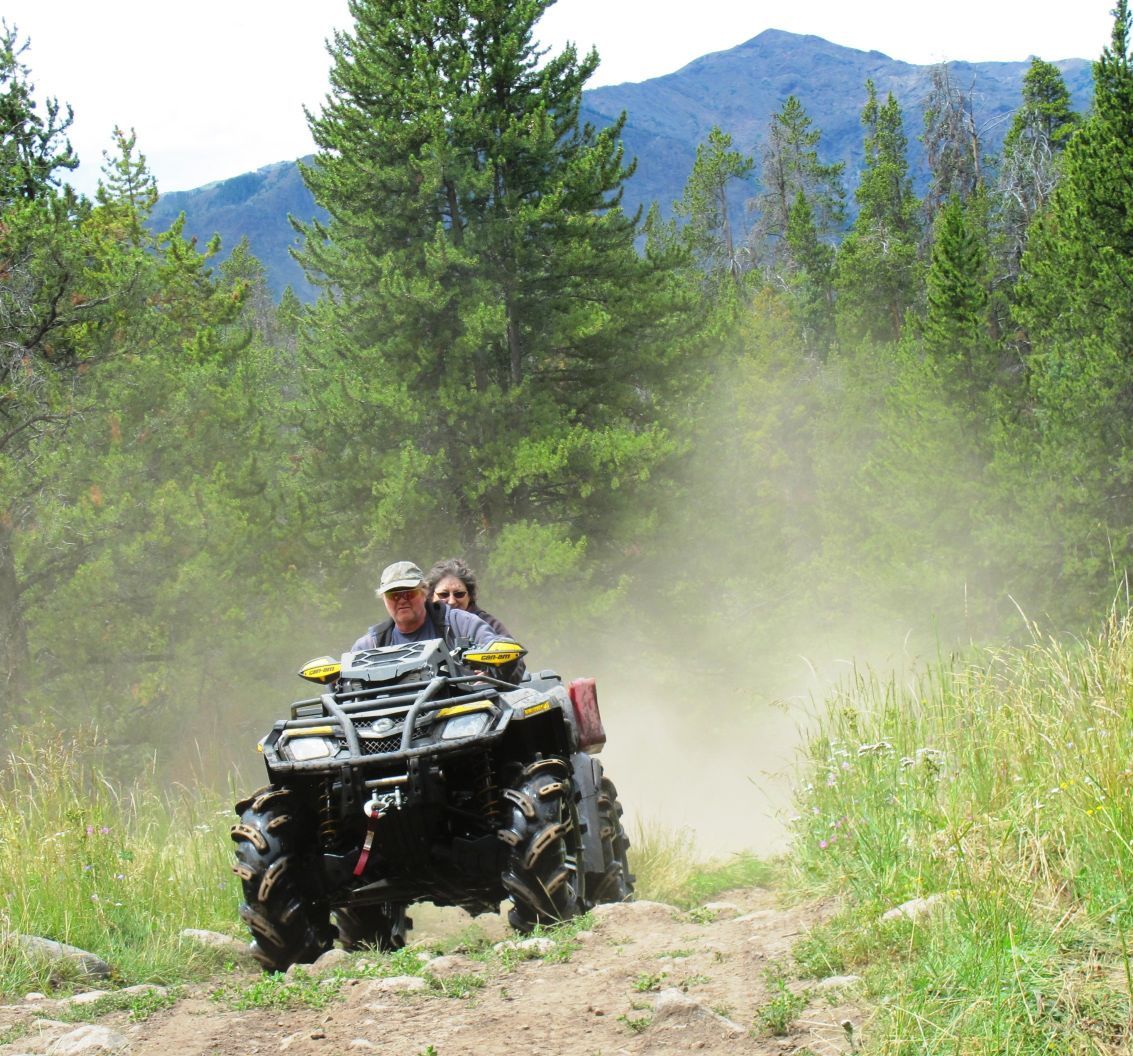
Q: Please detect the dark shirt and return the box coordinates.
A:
[350,605,500,652]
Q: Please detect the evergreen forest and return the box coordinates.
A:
[3,0,1133,786]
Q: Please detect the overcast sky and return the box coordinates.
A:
[2,0,1118,196]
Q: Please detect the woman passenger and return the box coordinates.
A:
[426,557,516,639]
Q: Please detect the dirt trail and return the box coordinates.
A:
[0,888,867,1056]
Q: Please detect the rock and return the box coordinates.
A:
[735,909,778,924]
[421,954,481,978]
[881,893,951,921]
[15,937,112,980]
[813,973,864,991]
[349,1041,376,1050]
[57,991,110,1007]
[46,1024,129,1055]
[23,993,48,1003]
[180,929,258,964]
[361,975,428,996]
[651,988,746,1037]
[589,900,678,926]
[302,948,351,976]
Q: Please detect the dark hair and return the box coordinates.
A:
[425,557,478,605]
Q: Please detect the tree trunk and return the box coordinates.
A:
[0,519,29,720]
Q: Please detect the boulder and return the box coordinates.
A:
[46,1024,129,1055]
[14,937,112,980]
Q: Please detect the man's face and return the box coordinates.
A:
[383,586,427,633]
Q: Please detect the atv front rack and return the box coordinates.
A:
[264,671,521,775]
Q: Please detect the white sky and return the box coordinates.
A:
[2,0,1117,196]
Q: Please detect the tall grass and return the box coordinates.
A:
[0,727,242,996]
[788,609,1133,1053]
[629,818,775,907]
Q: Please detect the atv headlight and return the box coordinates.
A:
[441,712,491,740]
[285,735,335,761]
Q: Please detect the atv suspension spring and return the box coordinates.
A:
[318,783,341,848]
[475,756,502,828]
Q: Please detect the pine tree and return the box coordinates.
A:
[670,125,754,288]
[0,22,76,204]
[750,95,845,286]
[998,57,1078,275]
[921,195,993,404]
[784,190,837,354]
[293,0,684,588]
[834,81,921,345]
[1010,0,1133,618]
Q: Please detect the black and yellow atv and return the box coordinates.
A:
[231,638,633,971]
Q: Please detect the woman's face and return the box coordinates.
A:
[433,574,471,610]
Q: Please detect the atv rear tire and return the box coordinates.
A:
[231,786,335,972]
[500,757,585,931]
[334,903,411,952]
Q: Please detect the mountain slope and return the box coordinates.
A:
[149,29,1094,299]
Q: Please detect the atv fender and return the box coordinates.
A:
[571,752,606,875]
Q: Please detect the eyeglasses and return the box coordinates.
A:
[435,589,468,600]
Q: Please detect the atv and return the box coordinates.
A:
[230,637,633,971]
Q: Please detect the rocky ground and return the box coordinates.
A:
[0,888,869,1056]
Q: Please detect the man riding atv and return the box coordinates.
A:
[350,560,502,651]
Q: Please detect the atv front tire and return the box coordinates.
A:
[499,757,585,931]
[589,776,635,904]
[231,786,335,972]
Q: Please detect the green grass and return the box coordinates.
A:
[213,969,341,1011]
[0,726,243,998]
[48,986,182,1023]
[785,608,1133,1053]
[755,961,807,1036]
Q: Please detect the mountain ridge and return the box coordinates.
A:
[149,29,1094,298]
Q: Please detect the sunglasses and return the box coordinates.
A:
[435,589,468,600]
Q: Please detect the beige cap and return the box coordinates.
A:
[377,560,426,595]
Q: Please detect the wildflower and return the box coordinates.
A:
[86,825,94,836]
[819,840,829,850]
[99,826,110,835]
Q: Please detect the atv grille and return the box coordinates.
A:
[353,734,401,755]
[342,719,434,756]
